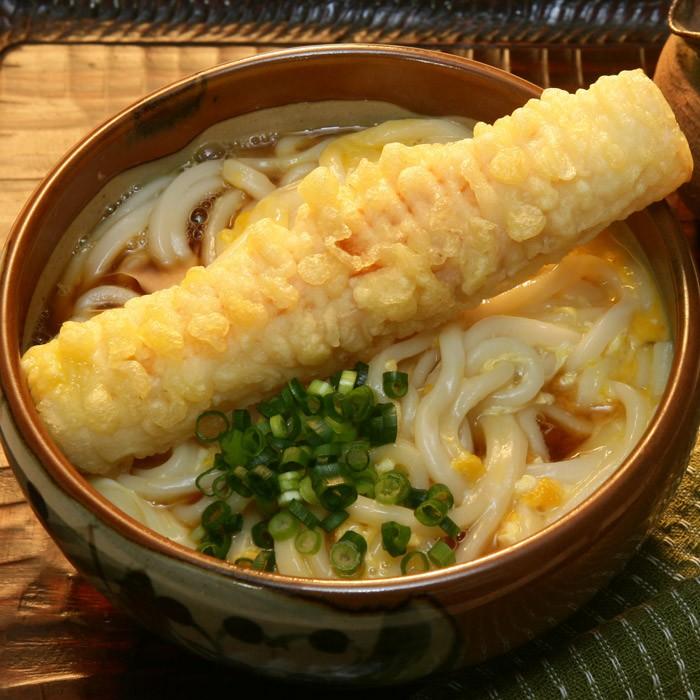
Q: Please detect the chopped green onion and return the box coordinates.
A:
[234,557,255,569]
[228,465,252,498]
[406,487,429,509]
[354,477,376,498]
[280,385,296,411]
[288,377,307,403]
[338,370,358,394]
[428,540,456,568]
[428,483,454,510]
[301,394,323,415]
[339,530,367,556]
[281,445,311,471]
[321,510,349,533]
[439,516,460,539]
[322,417,357,443]
[194,465,219,497]
[252,550,276,572]
[295,528,323,555]
[212,473,231,499]
[311,462,343,479]
[288,499,321,529]
[195,410,230,443]
[382,371,409,399]
[313,443,342,463]
[343,442,370,472]
[270,414,288,438]
[266,435,293,452]
[201,501,235,535]
[400,550,430,575]
[308,379,333,396]
[257,395,285,418]
[414,497,448,526]
[231,408,251,431]
[278,489,301,506]
[341,386,374,422]
[329,369,342,389]
[247,446,277,470]
[278,469,303,493]
[299,475,319,505]
[268,510,299,541]
[269,413,302,441]
[220,429,246,466]
[375,470,411,505]
[354,361,369,387]
[381,521,411,557]
[305,416,334,444]
[330,530,367,575]
[367,404,398,445]
[242,426,265,456]
[251,520,274,549]
[248,464,279,500]
[198,533,232,560]
[322,392,345,420]
[313,474,358,511]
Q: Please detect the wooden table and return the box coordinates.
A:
[0,40,690,697]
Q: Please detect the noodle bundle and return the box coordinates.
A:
[22,69,690,482]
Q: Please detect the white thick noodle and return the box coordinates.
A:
[201,189,245,266]
[72,285,140,321]
[548,381,651,521]
[148,161,223,266]
[517,407,550,462]
[466,337,545,407]
[414,324,469,498]
[275,537,315,578]
[455,414,528,562]
[222,159,276,199]
[83,202,154,282]
[441,363,515,455]
[566,297,636,371]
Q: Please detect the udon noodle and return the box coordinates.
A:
[36,111,673,580]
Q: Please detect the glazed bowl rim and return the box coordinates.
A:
[1,43,699,596]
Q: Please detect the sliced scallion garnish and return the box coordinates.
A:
[288,498,321,529]
[234,557,255,569]
[338,370,358,395]
[268,510,299,541]
[439,516,460,539]
[375,470,411,505]
[251,520,274,550]
[382,371,409,399]
[414,497,448,526]
[330,530,367,575]
[195,410,230,443]
[400,550,430,575]
[252,550,276,572]
[381,521,411,557]
[427,483,454,510]
[313,474,358,511]
[295,528,323,555]
[320,510,349,533]
[428,540,456,568]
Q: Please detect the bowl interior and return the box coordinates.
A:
[2,45,700,596]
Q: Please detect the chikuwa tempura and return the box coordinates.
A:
[22,69,692,578]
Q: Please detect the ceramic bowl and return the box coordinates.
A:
[1,45,700,685]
